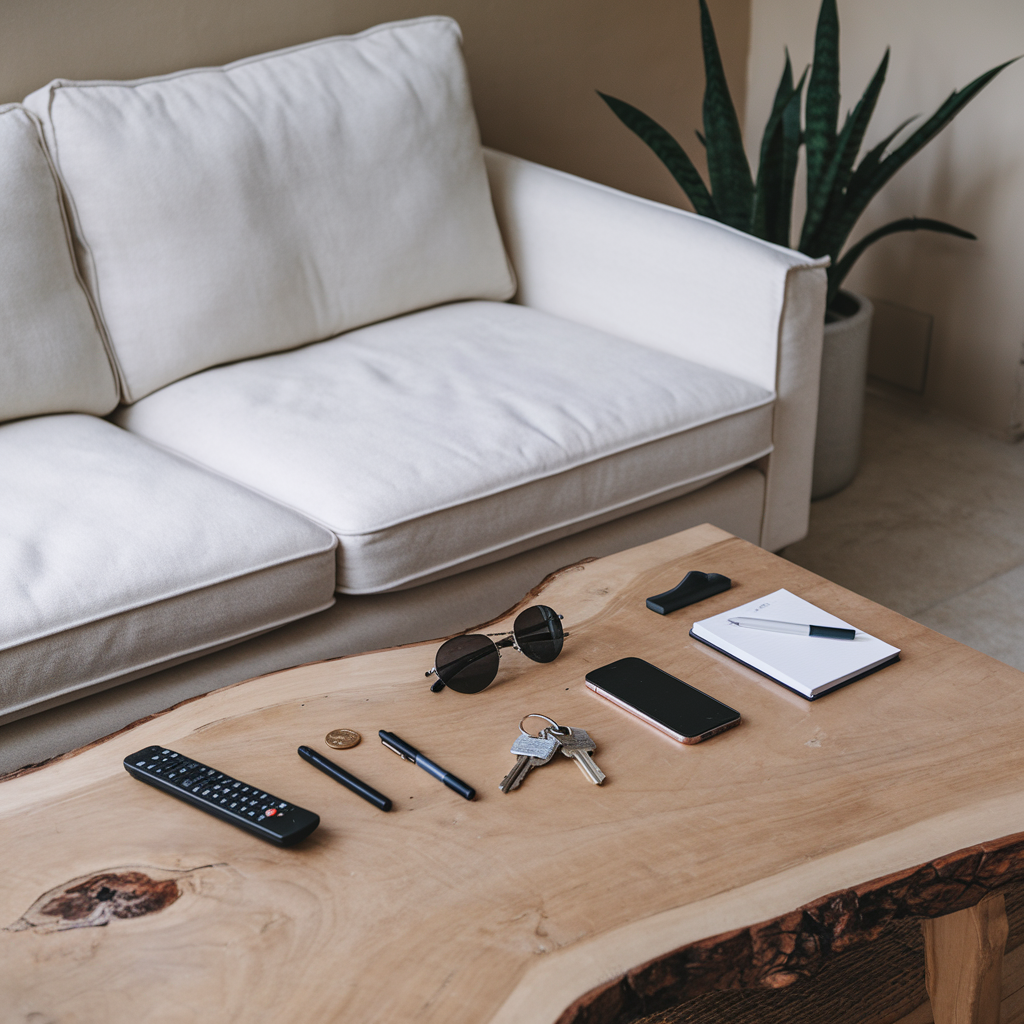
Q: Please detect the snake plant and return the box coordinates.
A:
[600,0,1015,314]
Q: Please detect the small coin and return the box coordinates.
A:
[325,728,361,750]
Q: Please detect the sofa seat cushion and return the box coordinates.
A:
[0,414,337,723]
[114,301,775,594]
[24,17,514,402]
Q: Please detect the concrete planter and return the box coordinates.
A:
[811,290,874,500]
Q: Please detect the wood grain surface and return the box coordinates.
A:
[5,524,1024,1024]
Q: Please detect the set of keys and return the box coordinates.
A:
[499,714,605,792]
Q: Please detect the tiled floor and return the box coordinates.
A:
[782,392,1024,670]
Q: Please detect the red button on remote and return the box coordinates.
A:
[265,808,277,817]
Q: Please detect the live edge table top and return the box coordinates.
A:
[5,524,1024,1024]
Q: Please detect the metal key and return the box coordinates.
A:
[499,730,561,793]
[556,727,606,785]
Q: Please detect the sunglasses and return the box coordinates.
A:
[426,605,566,693]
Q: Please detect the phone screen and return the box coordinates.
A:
[586,657,740,743]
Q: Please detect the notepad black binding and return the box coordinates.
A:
[689,630,901,700]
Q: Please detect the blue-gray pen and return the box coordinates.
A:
[728,617,856,640]
[378,730,476,800]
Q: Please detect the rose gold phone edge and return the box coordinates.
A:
[584,680,742,745]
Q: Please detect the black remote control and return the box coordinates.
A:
[124,745,320,847]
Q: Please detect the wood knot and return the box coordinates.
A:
[41,871,179,925]
[6,864,217,933]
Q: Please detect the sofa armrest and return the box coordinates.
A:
[484,148,828,551]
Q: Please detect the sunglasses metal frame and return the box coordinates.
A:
[425,607,565,693]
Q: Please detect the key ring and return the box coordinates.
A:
[519,714,561,737]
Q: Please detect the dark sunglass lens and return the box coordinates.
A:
[434,635,500,693]
[513,605,563,663]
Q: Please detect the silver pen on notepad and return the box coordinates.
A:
[728,617,856,640]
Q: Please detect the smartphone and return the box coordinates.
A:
[585,657,741,744]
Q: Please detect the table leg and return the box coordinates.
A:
[923,893,1009,1024]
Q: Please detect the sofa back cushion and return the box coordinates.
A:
[0,105,117,422]
[24,17,515,403]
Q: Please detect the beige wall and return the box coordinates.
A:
[0,0,749,210]
[746,0,1024,438]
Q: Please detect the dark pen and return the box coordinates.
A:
[378,730,476,801]
[297,745,393,811]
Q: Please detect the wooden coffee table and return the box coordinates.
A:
[5,524,1024,1024]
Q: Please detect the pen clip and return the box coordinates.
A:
[380,735,415,763]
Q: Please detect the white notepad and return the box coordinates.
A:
[690,589,900,699]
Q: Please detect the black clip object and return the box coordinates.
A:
[646,571,731,615]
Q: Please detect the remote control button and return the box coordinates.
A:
[266,808,278,817]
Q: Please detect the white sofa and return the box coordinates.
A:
[0,17,827,773]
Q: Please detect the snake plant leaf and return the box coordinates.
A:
[869,59,1018,194]
[698,0,754,231]
[824,116,918,258]
[828,217,977,306]
[752,57,807,245]
[804,0,840,207]
[800,49,889,254]
[847,116,918,191]
[778,70,805,242]
[597,91,718,219]
[824,58,1018,262]
[695,130,707,147]
[751,54,794,242]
